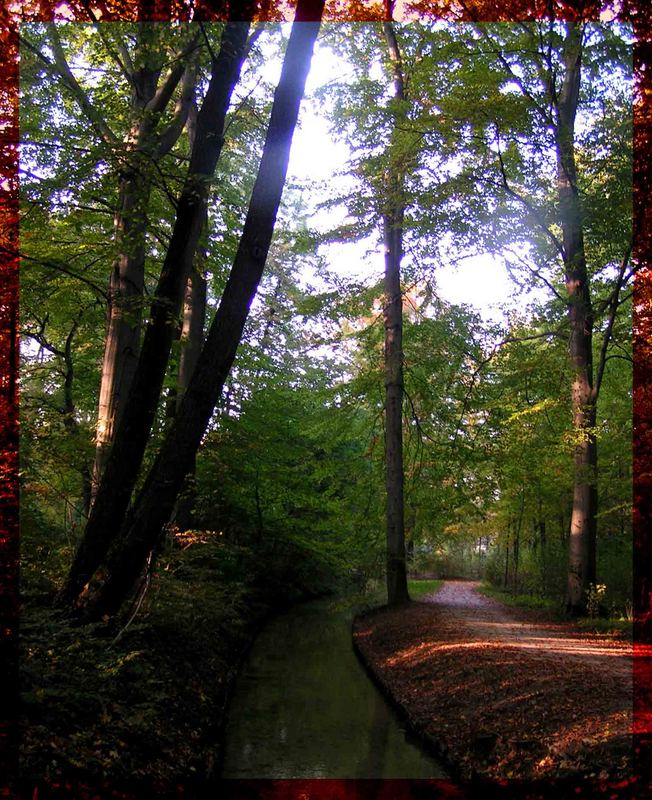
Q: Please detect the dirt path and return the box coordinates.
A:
[353,581,633,781]
[423,580,632,682]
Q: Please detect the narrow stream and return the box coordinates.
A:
[221,597,447,779]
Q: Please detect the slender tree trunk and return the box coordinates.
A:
[177,269,207,410]
[382,19,409,607]
[175,95,208,415]
[171,240,208,529]
[59,21,251,607]
[60,317,92,519]
[168,100,208,530]
[555,23,598,614]
[93,168,151,496]
[76,4,324,620]
[503,530,510,590]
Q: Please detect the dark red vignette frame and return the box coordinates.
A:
[0,0,649,797]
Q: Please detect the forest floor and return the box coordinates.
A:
[353,580,632,783]
[20,534,324,798]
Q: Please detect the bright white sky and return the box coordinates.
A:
[284,37,543,325]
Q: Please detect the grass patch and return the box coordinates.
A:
[479,584,633,639]
[576,616,633,639]
[477,583,558,611]
[408,578,442,600]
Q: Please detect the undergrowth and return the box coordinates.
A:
[20,531,334,795]
[479,583,632,639]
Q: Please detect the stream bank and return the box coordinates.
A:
[20,535,329,798]
[221,596,447,780]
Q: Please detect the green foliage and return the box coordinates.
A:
[21,13,632,654]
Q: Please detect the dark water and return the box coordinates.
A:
[221,598,447,779]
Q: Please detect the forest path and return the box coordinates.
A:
[421,580,632,683]
[353,579,632,778]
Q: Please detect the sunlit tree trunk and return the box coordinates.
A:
[554,23,598,614]
[91,26,198,499]
[382,16,409,606]
[75,2,325,620]
[93,167,151,495]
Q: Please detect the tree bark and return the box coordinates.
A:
[92,166,151,497]
[170,176,208,529]
[175,97,208,415]
[382,20,409,606]
[555,23,598,614]
[59,21,251,606]
[89,28,198,499]
[75,4,324,620]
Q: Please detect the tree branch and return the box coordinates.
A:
[146,31,201,116]
[481,130,565,260]
[592,243,632,400]
[78,2,136,88]
[503,244,565,303]
[12,249,109,299]
[474,25,553,128]
[45,27,118,146]
[155,60,198,160]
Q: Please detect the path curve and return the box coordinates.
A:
[353,579,633,779]
[422,580,632,682]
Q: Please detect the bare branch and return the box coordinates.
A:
[593,243,632,400]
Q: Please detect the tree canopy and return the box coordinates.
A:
[17,14,634,623]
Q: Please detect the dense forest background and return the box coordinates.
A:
[7,0,645,790]
[19,15,633,614]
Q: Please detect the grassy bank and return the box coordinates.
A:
[408,578,443,600]
[477,583,633,639]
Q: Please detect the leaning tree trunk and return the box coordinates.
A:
[555,22,598,614]
[76,1,325,620]
[59,20,251,607]
[382,18,409,606]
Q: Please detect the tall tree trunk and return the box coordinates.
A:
[59,20,251,606]
[382,18,409,606]
[168,101,208,530]
[175,96,208,415]
[91,28,198,499]
[93,167,151,496]
[555,23,598,614]
[170,264,207,530]
[60,317,93,519]
[503,530,510,590]
[76,3,324,620]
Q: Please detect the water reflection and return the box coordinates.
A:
[221,599,446,779]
